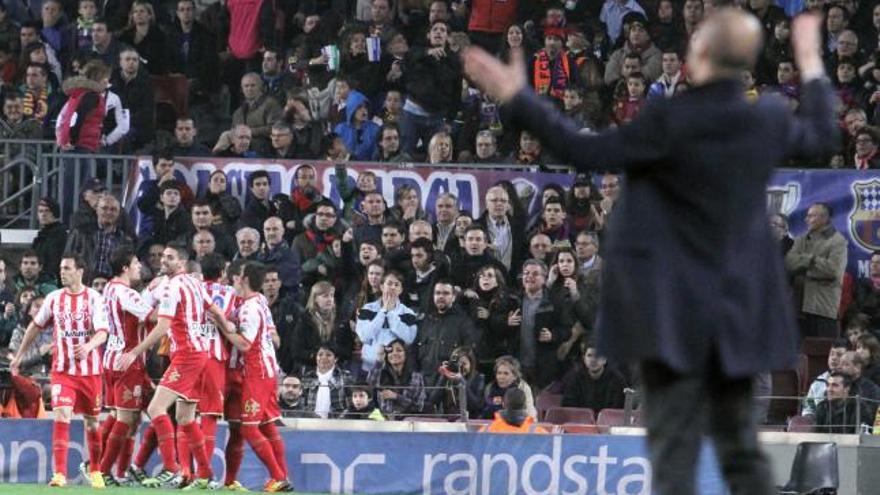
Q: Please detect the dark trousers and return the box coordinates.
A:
[798,313,839,339]
[641,360,774,495]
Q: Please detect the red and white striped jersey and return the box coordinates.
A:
[226,296,244,371]
[238,293,279,379]
[102,280,153,370]
[156,272,212,355]
[202,280,236,362]
[34,287,110,376]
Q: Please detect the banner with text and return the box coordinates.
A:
[123,158,574,224]
[0,419,725,494]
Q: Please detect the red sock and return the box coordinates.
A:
[52,421,70,476]
[116,437,135,478]
[99,421,129,475]
[201,416,218,464]
[241,425,284,481]
[259,422,287,479]
[86,427,102,470]
[176,425,191,478]
[181,422,212,479]
[98,415,116,454]
[133,424,156,469]
[152,414,179,472]
[224,425,244,486]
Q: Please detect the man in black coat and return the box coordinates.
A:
[413,280,476,385]
[464,10,836,495]
[32,197,67,280]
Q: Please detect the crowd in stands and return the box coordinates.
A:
[0,0,879,425]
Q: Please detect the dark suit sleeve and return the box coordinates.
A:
[506,88,671,171]
[783,78,840,158]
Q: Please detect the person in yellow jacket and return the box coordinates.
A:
[480,388,548,434]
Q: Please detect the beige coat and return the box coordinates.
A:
[785,225,848,319]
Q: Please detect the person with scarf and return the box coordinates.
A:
[852,127,880,169]
[292,200,345,270]
[461,265,520,364]
[530,28,578,104]
[64,0,97,54]
[20,62,64,138]
[507,129,556,168]
[481,355,536,419]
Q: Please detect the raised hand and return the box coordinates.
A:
[791,13,825,80]
[462,47,527,104]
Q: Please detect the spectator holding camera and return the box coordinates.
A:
[429,346,485,418]
[413,280,476,385]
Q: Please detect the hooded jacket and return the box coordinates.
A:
[55,77,106,151]
[333,90,381,161]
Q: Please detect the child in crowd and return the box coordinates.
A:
[340,384,385,420]
[562,87,592,130]
[612,72,648,125]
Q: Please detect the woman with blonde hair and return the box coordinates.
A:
[118,0,167,74]
[482,355,536,419]
[290,281,353,374]
[427,131,454,164]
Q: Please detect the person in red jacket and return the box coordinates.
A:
[55,59,109,152]
[467,0,521,53]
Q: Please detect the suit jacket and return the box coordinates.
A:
[507,78,838,377]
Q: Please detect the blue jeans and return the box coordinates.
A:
[398,110,444,157]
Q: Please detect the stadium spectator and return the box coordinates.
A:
[548,247,598,343]
[368,337,426,418]
[20,62,63,138]
[300,344,351,418]
[413,279,476,384]
[168,117,211,157]
[340,383,386,420]
[213,124,258,158]
[472,130,502,163]
[117,1,167,75]
[238,170,276,233]
[232,73,282,152]
[605,15,662,86]
[516,259,571,389]
[153,181,193,246]
[856,334,880,384]
[452,224,505,287]
[562,342,625,411]
[82,18,120,68]
[482,355,536,419]
[0,260,11,305]
[427,131,454,164]
[282,93,323,159]
[32,197,66,280]
[839,350,880,419]
[769,213,794,256]
[403,238,443,314]
[527,232,554,266]
[356,271,417,372]
[278,375,305,412]
[803,339,853,417]
[166,0,219,94]
[291,201,344,277]
[399,20,462,156]
[264,122,297,159]
[65,195,135,281]
[189,199,236,260]
[202,169,242,232]
[289,164,327,234]
[461,264,519,362]
[234,227,261,261]
[289,281,352,375]
[110,46,154,152]
[785,202,848,338]
[815,371,871,434]
[258,216,301,297]
[388,184,427,227]
[0,92,41,139]
[648,49,684,99]
[4,294,51,376]
[375,122,411,162]
[853,127,880,169]
[507,130,554,167]
[480,387,547,433]
[428,345,485,417]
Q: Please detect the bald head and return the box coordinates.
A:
[688,8,764,84]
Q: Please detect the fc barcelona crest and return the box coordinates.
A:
[850,180,880,251]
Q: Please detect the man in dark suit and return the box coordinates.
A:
[464,10,836,495]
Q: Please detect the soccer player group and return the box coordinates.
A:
[10,242,292,491]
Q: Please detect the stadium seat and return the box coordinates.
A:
[544,407,596,425]
[768,370,800,424]
[151,74,189,131]
[404,416,449,422]
[466,420,492,432]
[796,354,810,396]
[778,442,838,494]
[535,392,562,421]
[536,423,560,433]
[596,408,643,427]
[561,423,601,435]
[787,415,816,433]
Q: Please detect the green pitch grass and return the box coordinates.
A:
[0,485,330,494]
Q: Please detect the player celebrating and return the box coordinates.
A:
[116,242,231,489]
[176,252,236,484]
[228,262,292,492]
[97,247,154,485]
[221,259,247,491]
[11,254,110,488]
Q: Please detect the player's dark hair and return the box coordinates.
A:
[200,252,227,281]
[110,246,137,276]
[242,262,267,291]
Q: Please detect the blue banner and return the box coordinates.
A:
[0,419,727,494]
